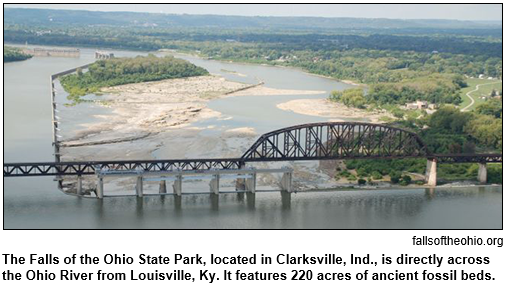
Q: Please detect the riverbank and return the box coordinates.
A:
[164,50,365,88]
[277,98,392,123]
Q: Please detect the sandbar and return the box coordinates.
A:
[277,98,392,123]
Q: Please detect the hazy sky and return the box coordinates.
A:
[4,4,502,21]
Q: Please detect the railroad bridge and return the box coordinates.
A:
[3,122,502,198]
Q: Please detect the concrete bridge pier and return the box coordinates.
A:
[96,177,104,199]
[426,159,438,186]
[246,173,256,193]
[76,175,83,195]
[159,180,167,194]
[478,163,487,184]
[173,175,182,196]
[136,176,144,197]
[235,162,247,192]
[281,171,293,192]
[425,160,432,182]
[235,178,246,191]
[210,175,220,194]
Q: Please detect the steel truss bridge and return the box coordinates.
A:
[3,122,502,177]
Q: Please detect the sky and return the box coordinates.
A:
[4,4,502,21]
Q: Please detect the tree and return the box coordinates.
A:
[329,88,367,109]
[462,141,476,154]
[401,175,412,185]
[390,171,401,184]
[448,143,462,154]
[475,99,502,118]
[428,106,471,133]
[4,46,32,62]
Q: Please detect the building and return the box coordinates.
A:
[405,100,428,110]
[95,51,114,59]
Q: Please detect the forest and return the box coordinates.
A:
[340,103,502,185]
[59,55,208,98]
[3,46,32,62]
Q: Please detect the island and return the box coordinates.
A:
[3,46,32,62]
[59,54,209,98]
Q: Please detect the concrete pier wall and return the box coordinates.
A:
[23,48,80,58]
[426,159,438,186]
[478,163,487,184]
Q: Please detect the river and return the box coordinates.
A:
[3,45,502,229]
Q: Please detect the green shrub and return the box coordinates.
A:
[340,170,351,177]
[390,171,401,184]
[371,171,383,180]
[357,167,369,177]
[488,164,503,184]
[401,175,412,185]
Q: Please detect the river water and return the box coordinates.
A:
[3,45,502,229]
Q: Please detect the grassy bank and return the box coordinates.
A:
[459,78,502,110]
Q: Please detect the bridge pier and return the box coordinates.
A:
[281,171,293,192]
[235,178,246,191]
[173,175,182,196]
[425,160,432,182]
[136,176,143,197]
[96,177,104,199]
[235,162,247,192]
[159,180,167,194]
[478,163,487,184]
[426,159,438,186]
[210,174,220,194]
[76,175,83,195]
[246,173,256,193]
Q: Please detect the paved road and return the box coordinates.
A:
[461,81,501,111]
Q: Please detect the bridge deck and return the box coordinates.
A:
[3,154,502,177]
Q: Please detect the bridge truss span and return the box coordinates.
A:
[3,122,502,178]
[241,122,429,161]
[3,158,244,177]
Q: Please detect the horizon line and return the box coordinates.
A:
[4,6,502,23]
